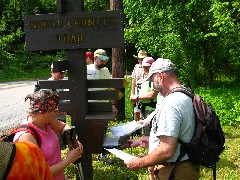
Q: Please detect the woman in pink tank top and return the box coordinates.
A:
[14,90,83,180]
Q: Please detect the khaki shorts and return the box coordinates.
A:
[154,160,199,180]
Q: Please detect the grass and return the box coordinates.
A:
[62,125,240,180]
[0,68,50,82]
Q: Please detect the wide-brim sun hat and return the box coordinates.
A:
[133,50,147,59]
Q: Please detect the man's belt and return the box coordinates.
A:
[160,159,190,166]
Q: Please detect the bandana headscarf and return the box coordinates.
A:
[25,90,59,114]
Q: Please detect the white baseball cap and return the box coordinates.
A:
[144,58,176,81]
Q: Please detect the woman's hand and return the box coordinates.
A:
[130,95,138,104]
[66,146,83,164]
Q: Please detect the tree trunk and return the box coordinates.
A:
[110,0,125,121]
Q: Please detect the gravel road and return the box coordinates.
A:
[0,80,37,133]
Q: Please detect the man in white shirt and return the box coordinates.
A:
[87,49,118,163]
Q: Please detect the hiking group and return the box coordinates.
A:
[0,49,224,180]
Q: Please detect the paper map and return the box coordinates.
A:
[105,148,136,161]
[109,120,143,136]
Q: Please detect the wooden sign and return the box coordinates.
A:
[24,10,124,51]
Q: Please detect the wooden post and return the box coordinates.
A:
[59,1,93,179]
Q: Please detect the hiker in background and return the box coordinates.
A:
[49,63,66,122]
[49,63,67,149]
[130,50,147,135]
[0,141,53,180]
[13,90,83,180]
[130,57,157,136]
[125,58,199,180]
[87,49,117,163]
[86,51,93,65]
[87,49,118,115]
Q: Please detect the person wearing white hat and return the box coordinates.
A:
[130,50,148,129]
[125,58,199,180]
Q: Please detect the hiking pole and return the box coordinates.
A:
[64,127,84,180]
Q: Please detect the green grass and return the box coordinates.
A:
[0,68,50,82]
[62,125,240,180]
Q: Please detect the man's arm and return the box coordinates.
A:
[131,90,157,101]
[125,135,178,170]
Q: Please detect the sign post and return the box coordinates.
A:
[24,0,124,179]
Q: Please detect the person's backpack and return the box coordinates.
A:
[169,86,225,180]
[0,124,42,148]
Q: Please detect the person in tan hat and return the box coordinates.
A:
[130,50,147,132]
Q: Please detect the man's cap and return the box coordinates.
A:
[86,51,92,59]
[133,50,147,59]
[94,49,109,61]
[144,58,176,81]
[142,57,154,66]
[51,61,65,73]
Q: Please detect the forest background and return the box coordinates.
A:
[0,0,239,179]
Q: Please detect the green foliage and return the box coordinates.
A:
[0,48,62,82]
[84,0,110,11]
[124,0,240,87]
[194,83,240,126]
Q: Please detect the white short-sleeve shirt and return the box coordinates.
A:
[149,92,195,162]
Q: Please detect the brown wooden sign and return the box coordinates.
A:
[24,10,124,51]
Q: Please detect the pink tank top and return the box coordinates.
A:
[13,117,65,180]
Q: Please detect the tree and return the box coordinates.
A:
[110,0,125,121]
[123,0,240,87]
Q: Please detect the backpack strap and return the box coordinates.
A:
[9,123,42,148]
[168,140,187,180]
[168,86,194,98]
[213,164,217,180]
[167,86,193,180]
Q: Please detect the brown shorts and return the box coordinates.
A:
[154,160,199,180]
